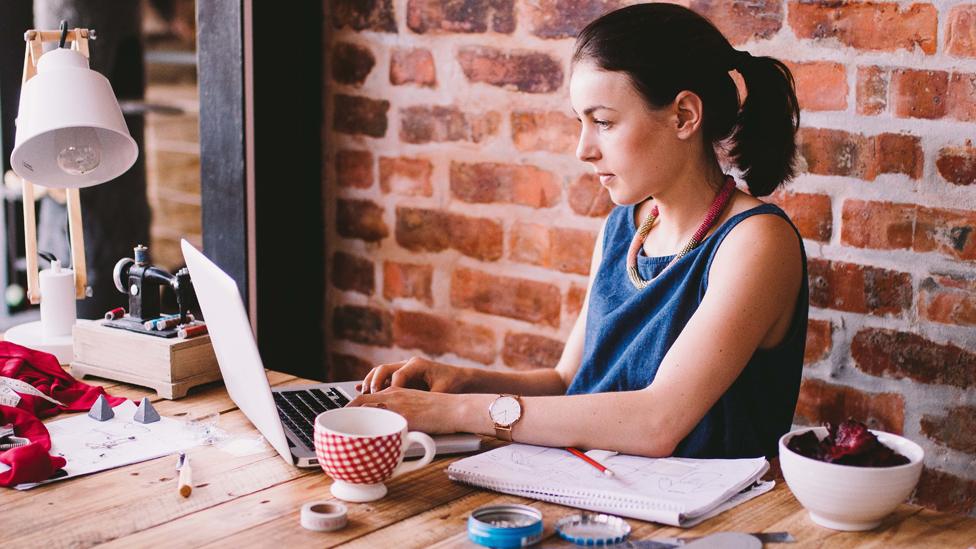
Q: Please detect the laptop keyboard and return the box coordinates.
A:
[273,387,351,449]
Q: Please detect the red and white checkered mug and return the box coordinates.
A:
[314,407,436,502]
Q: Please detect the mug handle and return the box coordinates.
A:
[390,431,436,479]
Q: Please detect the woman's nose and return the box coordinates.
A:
[576,129,601,163]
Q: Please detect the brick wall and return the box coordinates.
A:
[323,0,976,514]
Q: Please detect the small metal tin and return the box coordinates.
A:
[555,512,632,546]
[467,504,544,548]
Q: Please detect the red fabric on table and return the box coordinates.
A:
[0,342,129,487]
[0,405,66,486]
[0,341,127,417]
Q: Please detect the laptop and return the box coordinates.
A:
[181,239,481,467]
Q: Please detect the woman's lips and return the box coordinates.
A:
[599,174,615,186]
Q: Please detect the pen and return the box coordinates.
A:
[177,452,192,497]
[566,447,616,477]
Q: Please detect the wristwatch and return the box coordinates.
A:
[488,394,522,441]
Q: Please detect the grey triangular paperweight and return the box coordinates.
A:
[88,395,114,421]
[133,397,160,424]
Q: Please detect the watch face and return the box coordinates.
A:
[490,396,521,427]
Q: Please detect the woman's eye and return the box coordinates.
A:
[594,119,611,128]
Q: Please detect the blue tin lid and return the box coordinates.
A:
[555,512,631,546]
[468,504,544,548]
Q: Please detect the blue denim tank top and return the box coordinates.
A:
[566,202,808,459]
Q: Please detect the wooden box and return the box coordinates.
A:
[71,319,221,399]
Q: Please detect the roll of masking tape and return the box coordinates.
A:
[300,501,348,532]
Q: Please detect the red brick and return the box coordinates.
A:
[335,149,373,189]
[808,258,912,316]
[891,69,949,119]
[393,310,496,364]
[946,5,976,58]
[451,267,561,327]
[450,162,560,208]
[337,199,389,242]
[767,191,832,242]
[390,48,437,87]
[333,94,389,137]
[857,66,888,115]
[851,328,976,389]
[333,304,392,346]
[379,156,433,196]
[527,0,623,40]
[691,0,783,45]
[509,223,549,267]
[841,199,915,250]
[919,273,976,327]
[511,111,579,155]
[794,378,904,434]
[948,72,976,122]
[332,252,374,295]
[921,405,976,454]
[875,133,924,179]
[457,47,563,94]
[400,106,500,144]
[502,332,565,370]
[407,0,515,34]
[330,353,374,383]
[785,61,847,111]
[331,42,376,86]
[936,142,976,186]
[509,223,596,275]
[395,207,503,261]
[912,468,976,515]
[566,284,587,319]
[333,0,397,32]
[804,319,832,365]
[568,174,614,217]
[383,262,433,306]
[915,206,976,261]
[797,128,922,180]
[787,2,937,54]
[551,227,596,275]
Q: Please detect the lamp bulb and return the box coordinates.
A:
[55,127,102,175]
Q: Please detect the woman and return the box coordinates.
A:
[349,3,807,459]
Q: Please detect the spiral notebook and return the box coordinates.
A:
[447,444,774,527]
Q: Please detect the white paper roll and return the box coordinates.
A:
[39,261,76,338]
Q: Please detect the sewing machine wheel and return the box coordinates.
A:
[113,257,135,294]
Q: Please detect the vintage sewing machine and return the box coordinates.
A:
[71,245,220,399]
[102,244,195,337]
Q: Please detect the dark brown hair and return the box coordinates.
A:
[573,3,800,197]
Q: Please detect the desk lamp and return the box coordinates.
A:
[4,23,138,363]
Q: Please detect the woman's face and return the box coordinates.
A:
[570,60,684,205]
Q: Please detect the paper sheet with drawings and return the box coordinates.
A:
[447,443,774,527]
[3,400,201,489]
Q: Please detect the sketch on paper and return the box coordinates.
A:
[11,400,200,489]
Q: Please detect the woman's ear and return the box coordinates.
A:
[672,90,705,140]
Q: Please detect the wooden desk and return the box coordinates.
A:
[2,372,975,548]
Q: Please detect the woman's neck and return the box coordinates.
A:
[636,162,729,253]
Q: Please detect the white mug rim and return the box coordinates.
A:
[314,406,407,439]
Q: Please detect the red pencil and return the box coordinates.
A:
[566,447,616,477]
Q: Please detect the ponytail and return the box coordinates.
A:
[573,3,800,197]
[729,54,800,197]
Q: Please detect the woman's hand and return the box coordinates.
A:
[347,387,464,434]
[358,356,468,394]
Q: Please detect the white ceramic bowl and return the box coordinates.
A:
[779,426,924,531]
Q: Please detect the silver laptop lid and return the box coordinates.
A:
[181,239,294,465]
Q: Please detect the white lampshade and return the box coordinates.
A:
[10,47,137,189]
